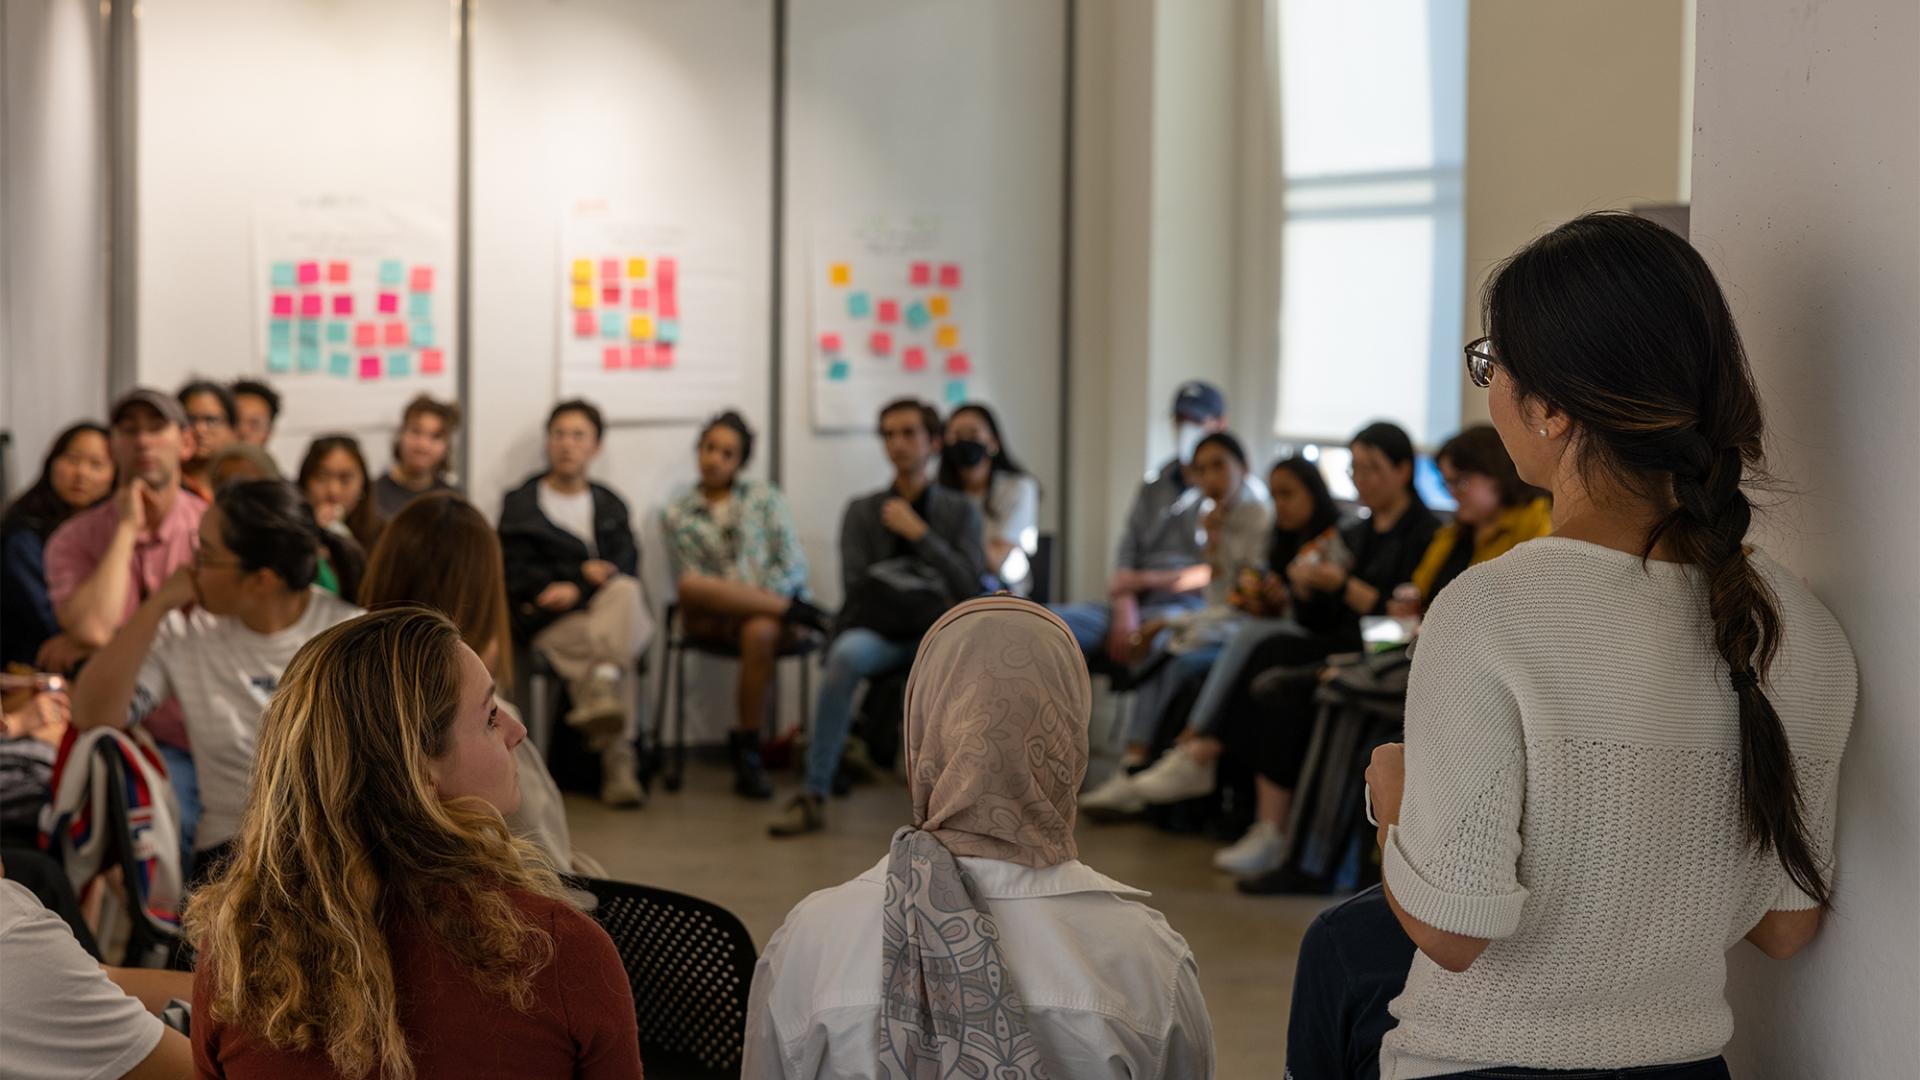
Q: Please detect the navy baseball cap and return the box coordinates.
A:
[1172,380,1226,423]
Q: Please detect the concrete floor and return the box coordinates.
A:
[566,759,1335,1076]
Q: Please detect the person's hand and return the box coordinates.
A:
[312,500,343,528]
[3,692,69,740]
[581,559,618,587]
[1365,742,1406,831]
[1297,560,1345,593]
[1107,569,1143,598]
[1259,573,1291,611]
[1386,596,1422,618]
[879,498,929,543]
[114,478,150,534]
[1105,609,1140,668]
[536,581,582,611]
[153,564,199,612]
[33,632,93,674]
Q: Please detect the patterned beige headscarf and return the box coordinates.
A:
[880,596,1091,1079]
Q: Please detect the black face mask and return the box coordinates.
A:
[946,440,990,468]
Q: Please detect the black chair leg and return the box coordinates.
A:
[649,642,672,788]
[667,631,687,792]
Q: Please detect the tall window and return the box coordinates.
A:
[1274,0,1467,459]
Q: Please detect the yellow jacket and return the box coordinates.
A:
[1411,497,1554,601]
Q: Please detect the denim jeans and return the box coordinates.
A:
[1186,617,1306,735]
[156,740,200,872]
[805,628,917,797]
[1050,599,1198,665]
[1125,646,1221,746]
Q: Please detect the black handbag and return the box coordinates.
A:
[838,557,952,641]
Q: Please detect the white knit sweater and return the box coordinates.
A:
[1379,538,1856,1079]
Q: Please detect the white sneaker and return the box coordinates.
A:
[1131,747,1217,804]
[1214,821,1286,877]
[1078,769,1147,819]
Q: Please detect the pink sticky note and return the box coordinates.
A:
[377,292,399,315]
[297,261,320,285]
[599,258,620,280]
[938,263,962,289]
[574,310,596,338]
[271,294,294,317]
[326,261,350,284]
[331,294,354,317]
[654,343,675,368]
[353,322,377,348]
[359,354,381,380]
[877,299,900,324]
[419,347,445,375]
[298,294,324,318]
[601,284,621,305]
[819,332,843,353]
[658,287,679,319]
[383,321,408,346]
[630,288,650,309]
[945,352,971,375]
[409,266,433,292]
[657,258,678,291]
[603,346,624,371]
[909,262,932,286]
[870,331,893,356]
[630,343,653,369]
[903,346,928,372]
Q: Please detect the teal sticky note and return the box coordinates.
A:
[906,301,931,330]
[270,262,297,288]
[379,259,405,287]
[408,292,432,318]
[297,320,321,344]
[267,343,293,372]
[297,343,322,372]
[269,319,292,345]
[600,311,623,339]
[388,351,413,377]
[847,291,871,318]
[657,318,680,345]
[326,321,349,344]
[945,379,967,406]
[828,360,851,381]
[328,351,352,377]
[410,321,434,347]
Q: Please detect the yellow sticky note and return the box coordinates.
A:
[935,324,959,349]
[627,258,648,280]
[829,263,851,287]
[630,314,654,340]
[570,259,593,285]
[571,284,594,310]
[928,295,949,318]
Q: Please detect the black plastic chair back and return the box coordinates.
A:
[569,875,757,1080]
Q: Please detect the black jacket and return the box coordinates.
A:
[839,484,987,605]
[498,475,641,639]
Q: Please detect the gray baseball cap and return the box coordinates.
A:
[109,388,190,428]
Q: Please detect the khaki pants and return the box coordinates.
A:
[533,575,654,740]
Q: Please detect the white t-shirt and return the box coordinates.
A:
[132,589,362,851]
[0,878,163,1079]
[538,480,597,556]
[964,471,1040,594]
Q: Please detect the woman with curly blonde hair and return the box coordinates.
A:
[184,606,641,1079]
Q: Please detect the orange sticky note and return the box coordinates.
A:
[629,314,654,340]
[935,324,959,349]
[326,261,350,283]
[903,346,928,372]
[828,263,851,287]
[572,285,594,309]
[627,258,648,279]
[383,321,408,346]
[353,322,377,348]
[570,259,592,284]
[945,352,971,375]
[870,331,893,356]
[928,295,950,318]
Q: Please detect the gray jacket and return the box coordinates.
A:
[840,484,987,604]
[1117,460,1269,610]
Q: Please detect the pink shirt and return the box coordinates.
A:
[44,489,207,747]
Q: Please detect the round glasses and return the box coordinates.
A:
[1464,337,1496,389]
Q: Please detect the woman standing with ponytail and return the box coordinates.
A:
[1287,212,1858,1080]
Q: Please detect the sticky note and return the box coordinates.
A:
[297,261,320,286]
[411,321,434,347]
[929,295,950,317]
[353,322,377,348]
[877,299,899,324]
[903,346,928,372]
[571,284,594,310]
[326,261,350,284]
[379,260,405,286]
[269,319,293,345]
[270,262,297,288]
[657,318,681,345]
[909,262,931,286]
[601,284,622,305]
[329,352,352,377]
[388,351,413,377]
[655,343,675,368]
[627,258,648,279]
[945,379,967,406]
[408,292,432,319]
[847,291,871,319]
[326,321,349,344]
[600,258,620,280]
[629,314,654,340]
[570,259,592,284]
[267,343,293,373]
[409,266,433,293]
[657,258,677,291]
[297,320,321,344]
[906,301,931,330]
[298,343,322,372]
[271,294,294,317]
[630,343,654,369]
[935,324,959,350]
[938,264,962,289]
[383,321,408,346]
[828,359,851,381]
[574,310,596,338]
[630,288,650,309]
[299,294,324,318]
[332,294,354,317]
[658,287,678,319]
[419,347,445,375]
[377,292,400,315]
[359,354,382,381]
[819,332,843,354]
[603,346,624,371]
[828,263,851,287]
[945,351,972,375]
[869,330,893,356]
[600,311,623,339]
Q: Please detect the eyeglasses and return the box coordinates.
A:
[191,544,243,572]
[1464,337,1496,389]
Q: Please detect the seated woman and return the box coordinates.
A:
[1078,432,1271,816]
[296,434,382,552]
[360,492,600,877]
[662,411,828,801]
[1387,423,1551,616]
[184,607,642,1078]
[373,394,462,520]
[213,444,364,603]
[1,422,116,672]
[937,403,1041,595]
[743,596,1214,1078]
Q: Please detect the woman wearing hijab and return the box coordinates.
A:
[742,596,1215,1079]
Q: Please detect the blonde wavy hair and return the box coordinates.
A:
[183,606,562,1080]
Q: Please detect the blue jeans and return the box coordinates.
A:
[806,628,916,797]
[1187,617,1315,736]
[1050,599,1198,665]
[156,741,200,871]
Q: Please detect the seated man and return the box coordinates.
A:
[228,379,281,451]
[1052,381,1266,673]
[769,399,985,838]
[498,399,651,809]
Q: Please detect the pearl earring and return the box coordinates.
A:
[1538,428,1548,437]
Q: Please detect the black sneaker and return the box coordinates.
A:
[783,596,834,635]
[1236,865,1334,896]
[729,730,774,800]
